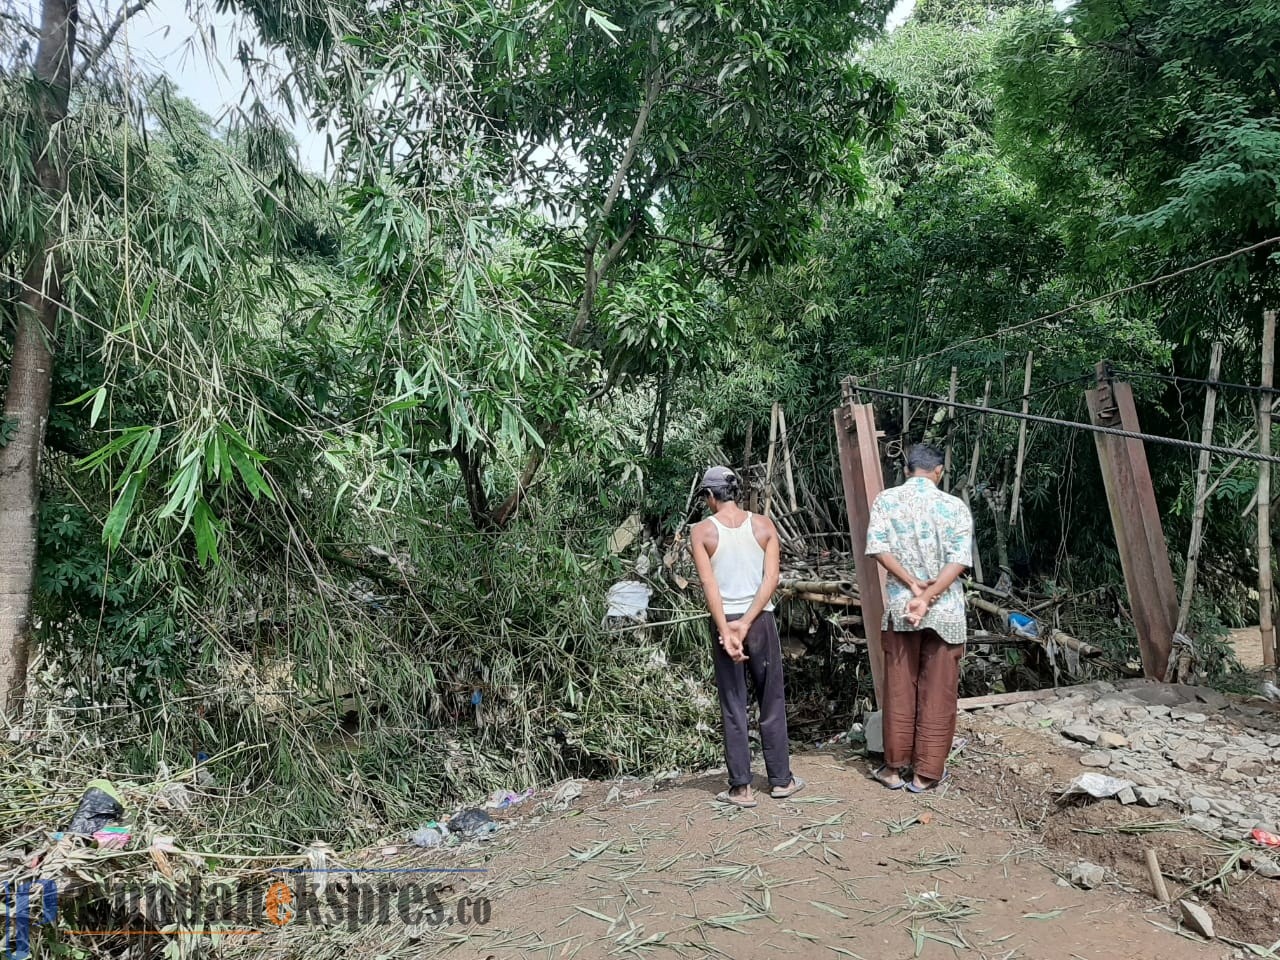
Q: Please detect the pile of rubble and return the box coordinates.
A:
[986,681,1280,842]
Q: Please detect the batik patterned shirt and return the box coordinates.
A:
[865,476,973,645]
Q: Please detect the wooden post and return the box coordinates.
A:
[1260,309,1277,671]
[961,380,992,586]
[1176,342,1223,634]
[1008,351,1034,528]
[763,402,780,518]
[1086,366,1176,678]
[1145,849,1171,904]
[944,366,958,493]
[778,406,800,514]
[743,419,754,475]
[835,383,888,707]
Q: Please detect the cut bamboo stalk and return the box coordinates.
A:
[1145,848,1170,903]
[788,592,860,607]
[743,419,753,475]
[967,594,1102,657]
[778,406,800,514]
[763,402,780,518]
[779,579,857,597]
[962,380,992,585]
[1177,341,1223,635]
[1260,308,1277,670]
[1009,351,1034,527]
[944,366,958,492]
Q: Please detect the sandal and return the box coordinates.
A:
[715,789,758,808]
[872,765,907,790]
[770,777,806,800]
[905,770,951,794]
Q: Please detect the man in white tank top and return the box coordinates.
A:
[691,466,805,807]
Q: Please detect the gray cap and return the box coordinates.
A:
[699,465,738,494]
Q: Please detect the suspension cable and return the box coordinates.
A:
[844,384,1280,465]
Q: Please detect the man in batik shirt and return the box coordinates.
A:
[865,443,973,793]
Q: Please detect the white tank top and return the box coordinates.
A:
[708,513,773,616]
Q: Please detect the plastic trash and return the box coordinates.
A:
[1007,612,1039,639]
[549,780,584,811]
[93,826,131,850]
[1058,773,1135,802]
[411,826,443,848]
[1252,827,1280,848]
[485,788,534,810]
[65,780,124,836]
[604,581,651,623]
[449,808,497,837]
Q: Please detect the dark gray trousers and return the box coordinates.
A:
[710,612,793,788]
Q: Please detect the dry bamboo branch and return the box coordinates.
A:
[1177,341,1222,634]
[1261,309,1277,670]
[966,594,1102,657]
[1009,351,1034,527]
[1145,848,1171,903]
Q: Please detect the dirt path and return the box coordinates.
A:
[1227,627,1265,671]
[281,743,1243,959]
[456,761,1229,959]
[230,681,1280,959]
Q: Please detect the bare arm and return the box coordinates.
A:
[690,523,730,637]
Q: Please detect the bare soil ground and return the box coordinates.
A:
[238,711,1280,960]
[1227,627,1266,671]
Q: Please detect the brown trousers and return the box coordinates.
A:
[883,629,964,781]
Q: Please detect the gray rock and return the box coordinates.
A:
[1097,731,1129,750]
[1189,796,1211,813]
[1235,760,1266,777]
[1135,786,1163,806]
[1147,705,1172,718]
[1117,786,1137,805]
[1063,725,1102,745]
[1171,754,1203,772]
[1080,750,1113,768]
[1244,853,1280,879]
[1170,709,1208,724]
[1179,900,1215,939]
[865,710,883,754]
[1070,861,1107,890]
[1221,768,1247,785]
[1186,814,1220,834]
[1267,734,1280,749]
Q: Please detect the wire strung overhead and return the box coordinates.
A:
[846,383,1280,465]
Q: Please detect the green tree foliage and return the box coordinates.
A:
[995,0,1280,340]
[225,0,902,527]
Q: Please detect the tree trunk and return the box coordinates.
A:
[0,0,77,717]
[452,443,495,532]
[648,370,671,461]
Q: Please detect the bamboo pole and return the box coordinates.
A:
[944,366,958,492]
[763,402,779,518]
[1145,849,1171,903]
[778,406,800,514]
[1260,309,1277,670]
[1009,351,1034,527]
[742,419,753,475]
[962,380,992,585]
[1176,342,1223,634]
[966,594,1102,657]
[778,579,858,597]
